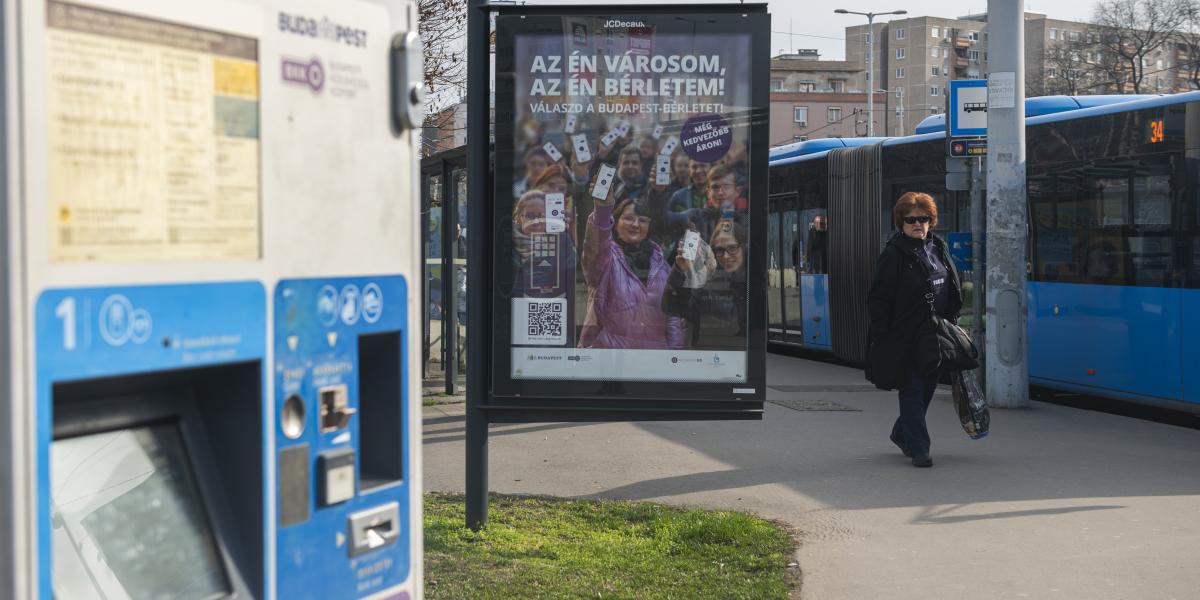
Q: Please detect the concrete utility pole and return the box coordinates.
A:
[970,158,985,367]
[835,8,907,137]
[984,0,1029,408]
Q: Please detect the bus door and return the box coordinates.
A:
[797,203,830,349]
[768,192,798,343]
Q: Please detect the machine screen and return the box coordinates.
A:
[51,423,231,599]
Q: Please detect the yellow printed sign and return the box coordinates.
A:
[47,1,261,262]
[214,58,259,98]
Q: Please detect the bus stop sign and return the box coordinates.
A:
[948,79,987,137]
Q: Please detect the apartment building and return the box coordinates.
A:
[422,102,468,155]
[844,11,1200,136]
[846,16,989,136]
[1025,15,1091,93]
[769,53,886,144]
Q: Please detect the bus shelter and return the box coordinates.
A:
[421,146,468,394]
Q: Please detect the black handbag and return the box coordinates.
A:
[951,370,990,438]
[925,291,980,371]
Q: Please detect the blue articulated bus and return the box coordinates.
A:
[767,92,1200,412]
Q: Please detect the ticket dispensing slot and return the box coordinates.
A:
[348,502,401,557]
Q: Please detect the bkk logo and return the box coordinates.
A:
[282,57,325,93]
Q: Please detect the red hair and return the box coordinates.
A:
[533,163,568,189]
[892,192,938,229]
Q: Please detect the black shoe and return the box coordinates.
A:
[889,433,912,457]
[911,453,933,468]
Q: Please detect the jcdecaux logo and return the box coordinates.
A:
[604,19,646,28]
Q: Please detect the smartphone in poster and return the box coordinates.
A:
[495,9,766,395]
[545,192,566,233]
[592,163,616,200]
[681,230,700,261]
[528,235,561,291]
[659,136,679,156]
[600,128,620,148]
[655,154,671,185]
[543,142,563,162]
[571,133,591,163]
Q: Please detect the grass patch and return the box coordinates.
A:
[424,493,796,599]
[423,396,440,406]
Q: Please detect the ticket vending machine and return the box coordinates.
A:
[1,0,424,598]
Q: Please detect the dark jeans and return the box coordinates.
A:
[891,367,938,456]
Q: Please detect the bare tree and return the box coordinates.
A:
[419,0,467,143]
[1090,0,1188,93]
[1175,0,1200,89]
[1037,40,1096,96]
[1080,24,1129,92]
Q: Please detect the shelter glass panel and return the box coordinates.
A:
[451,167,469,378]
[423,172,445,380]
[490,9,769,401]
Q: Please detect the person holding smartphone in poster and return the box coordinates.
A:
[512,188,578,346]
[579,166,683,350]
[662,221,749,348]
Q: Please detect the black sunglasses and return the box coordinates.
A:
[903,215,932,225]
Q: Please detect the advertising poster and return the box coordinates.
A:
[492,8,768,398]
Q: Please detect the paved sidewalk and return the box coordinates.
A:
[423,354,1200,599]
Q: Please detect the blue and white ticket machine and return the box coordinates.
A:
[1,0,425,597]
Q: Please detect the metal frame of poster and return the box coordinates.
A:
[476,4,769,421]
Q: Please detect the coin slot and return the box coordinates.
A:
[281,394,306,439]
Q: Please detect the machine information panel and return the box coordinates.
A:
[47,0,261,262]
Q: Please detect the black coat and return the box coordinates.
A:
[864,232,963,390]
[661,261,748,345]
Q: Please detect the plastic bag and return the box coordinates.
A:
[950,370,990,439]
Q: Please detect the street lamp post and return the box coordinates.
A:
[835,8,907,137]
[876,88,902,136]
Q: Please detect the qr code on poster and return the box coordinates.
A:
[513,297,568,345]
[526,302,563,336]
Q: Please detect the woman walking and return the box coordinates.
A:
[866,192,963,468]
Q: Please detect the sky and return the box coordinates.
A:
[768,0,1093,60]
[510,0,1096,61]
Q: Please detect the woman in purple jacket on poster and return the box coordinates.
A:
[580,193,684,349]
